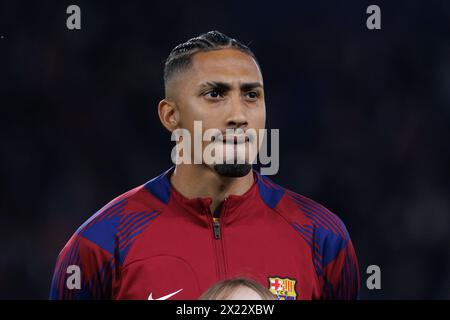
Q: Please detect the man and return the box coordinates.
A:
[50,31,359,300]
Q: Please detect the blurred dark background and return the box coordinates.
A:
[0,0,449,299]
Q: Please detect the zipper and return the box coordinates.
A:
[208,198,228,279]
[213,220,221,239]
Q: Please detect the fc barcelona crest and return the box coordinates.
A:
[268,276,297,300]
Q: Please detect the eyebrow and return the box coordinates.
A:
[198,81,264,92]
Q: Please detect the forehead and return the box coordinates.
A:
[227,286,262,300]
[189,48,263,84]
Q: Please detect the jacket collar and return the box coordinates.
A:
[144,166,285,220]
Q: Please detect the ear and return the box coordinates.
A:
[158,99,180,132]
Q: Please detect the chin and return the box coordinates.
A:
[213,163,252,178]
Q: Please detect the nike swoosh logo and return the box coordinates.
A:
[148,288,183,300]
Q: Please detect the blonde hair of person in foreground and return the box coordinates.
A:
[199,277,275,300]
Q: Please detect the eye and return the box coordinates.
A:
[205,90,222,99]
[245,91,259,100]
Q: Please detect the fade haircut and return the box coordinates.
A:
[163,30,260,92]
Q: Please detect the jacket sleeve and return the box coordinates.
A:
[49,233,115,300]
[319,226,360,300]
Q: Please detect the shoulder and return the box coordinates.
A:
[282,188,351,242]
[262,177,355,273]
[256,172,351,242]
[73,183,164,263]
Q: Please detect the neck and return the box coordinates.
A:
[170,164,254,213]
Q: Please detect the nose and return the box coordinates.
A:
[226,95,248,129]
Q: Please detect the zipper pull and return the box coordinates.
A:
[213,220,221,239]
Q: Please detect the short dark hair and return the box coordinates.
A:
[163,30,259,88]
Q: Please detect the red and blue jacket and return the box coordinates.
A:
[50,167,359,300]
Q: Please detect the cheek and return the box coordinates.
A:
[179,98,213,124]
[178,101,200,128]
[182,103,223,132]
[249,105,266,129]
[260,104,267,127]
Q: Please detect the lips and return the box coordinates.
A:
[219,135,249,144]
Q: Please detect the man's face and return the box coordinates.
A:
[169,48,266,176]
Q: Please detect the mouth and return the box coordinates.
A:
[217,135,250,144]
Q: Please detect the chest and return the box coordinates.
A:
[113,214,321,300]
